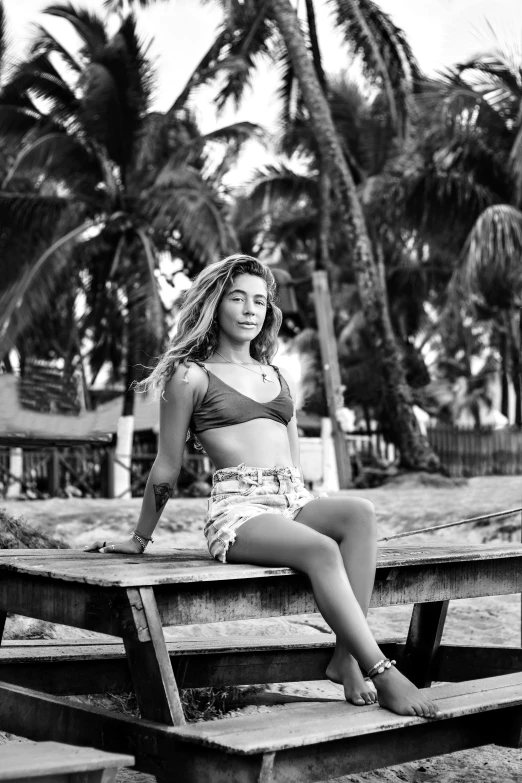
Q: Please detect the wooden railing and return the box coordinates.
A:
[427,425,522,477]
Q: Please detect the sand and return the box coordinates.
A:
[1,474,521,781]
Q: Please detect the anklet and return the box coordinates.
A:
[367,658,396,679]
[132,531,153,552]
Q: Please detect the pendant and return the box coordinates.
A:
[261,373,274,383]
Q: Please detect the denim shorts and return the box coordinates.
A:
[204,463,327,563]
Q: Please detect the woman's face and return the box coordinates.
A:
[216,273,268,344]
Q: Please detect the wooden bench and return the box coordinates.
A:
[2,637,522,694]
[169,672,522,782]
[0,741,134,783]
[0,545,521,782]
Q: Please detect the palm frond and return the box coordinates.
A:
[29,24,83,74]
[458,204,522,307]
[0,1,7,76]
[2,53,79,129]
[144,165,238,267]
[0,212,94,354]
[210,2,278,112]
[2,131,102,190]
[42,3,108,59]
[328,0,421,135]
[511,122,522,207]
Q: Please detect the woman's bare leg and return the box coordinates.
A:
[227,514,441,718]
[296,497,377,705]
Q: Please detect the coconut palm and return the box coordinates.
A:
[0,1,258,495]
[383,36,522,426]
[117,0,441,471]
[0,3,253,398]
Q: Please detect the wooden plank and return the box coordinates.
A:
[0,576,146,639]
[153,556,522,625]
[312,269,352,488]
[0,609,6,644]
[402,600,449,687]
[0,742,134,780]
[0,680,181,780]
[171,672,522,752]
[168,711,504,782]
[0,545,521,586]
[434,643,522,681]
[122,588,185,726]
[1,557,520,641]
[0,637,403,694]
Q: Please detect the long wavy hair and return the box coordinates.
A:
[134,254,283,401]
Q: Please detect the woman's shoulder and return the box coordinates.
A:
[163,360,208,397]
[273,364,296,399]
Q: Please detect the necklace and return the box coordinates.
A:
[214,350,274,383]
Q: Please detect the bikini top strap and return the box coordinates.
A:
[183,359,209,383]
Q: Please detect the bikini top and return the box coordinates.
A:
[189,362,294,434]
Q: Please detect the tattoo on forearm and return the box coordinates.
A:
[153,483,172,513]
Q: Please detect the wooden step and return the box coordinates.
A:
[167,673,522,782]
[0,741,134,782]
[172,671,522,753]
[0,635,401,694]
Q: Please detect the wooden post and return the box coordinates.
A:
[312,271,352,488]
[48,448,60,497]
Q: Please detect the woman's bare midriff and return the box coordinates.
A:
[197,419,294,470]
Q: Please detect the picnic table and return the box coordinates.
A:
[0,545,522,783]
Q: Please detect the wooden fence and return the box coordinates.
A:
[427,426,522,477]
[0,444,211,499]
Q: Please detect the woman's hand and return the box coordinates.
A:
[84,536,144,554]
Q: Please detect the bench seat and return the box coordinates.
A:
[3,638,522,694]
[0,740,134,783]
[168,672,522,782]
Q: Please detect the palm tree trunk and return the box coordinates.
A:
[268,0,440,471]
[510,308,521,428]
[500,322,509,420]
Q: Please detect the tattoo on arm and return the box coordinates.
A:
[153,483,172,513]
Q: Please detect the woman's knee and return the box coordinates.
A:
[343,498,377,536]
[300,533,342,572]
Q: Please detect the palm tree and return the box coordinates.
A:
[114,0,442,471]
[0,2,253,493]
[383,39,522,426]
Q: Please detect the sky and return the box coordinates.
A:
[3,0,522,179]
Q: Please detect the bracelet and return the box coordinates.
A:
[132,531,154,552]
[367,658,396,679]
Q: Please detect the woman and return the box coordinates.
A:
[86,254,441,719]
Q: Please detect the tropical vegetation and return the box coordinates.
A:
[0,0,520,481]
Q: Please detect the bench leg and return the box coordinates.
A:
[402,600,449,687]
[123,587,185,726]
[0,610,7,644]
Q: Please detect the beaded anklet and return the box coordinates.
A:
[133,531,154,552]
[367,658,396,679]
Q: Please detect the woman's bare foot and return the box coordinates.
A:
[326,653,377,705]
[372,664,442,718]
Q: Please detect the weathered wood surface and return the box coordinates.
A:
[122,587,185,726]
[0,741,134,780]
[0,545,521,586]
[0,680,186,780]
[0,635,389,694]
[1,674,521,783]
[3,639,522,694]
[403,600,449,687]
[172,672,522,753]
[0,555,521,635]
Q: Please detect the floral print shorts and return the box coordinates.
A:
[205,463,327,563]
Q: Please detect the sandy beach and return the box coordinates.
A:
[1,473,521,782]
